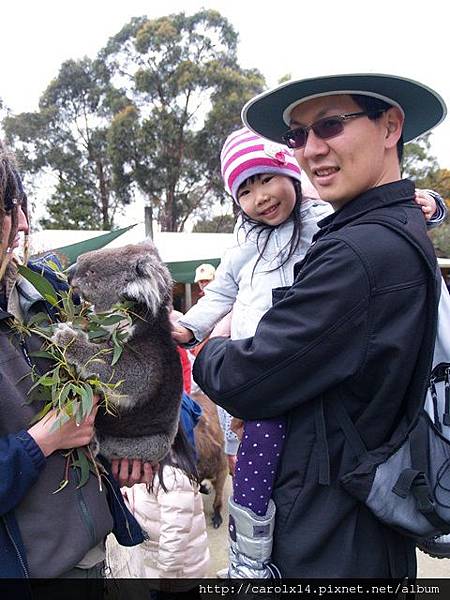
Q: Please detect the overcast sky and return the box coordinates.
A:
[1,0,449,226]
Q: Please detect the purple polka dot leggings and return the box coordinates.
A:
[233,417,287,516]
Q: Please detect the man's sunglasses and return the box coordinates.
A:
[282,110,386,149]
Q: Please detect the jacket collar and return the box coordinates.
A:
[316,179,415,236]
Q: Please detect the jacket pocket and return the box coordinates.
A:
[276,438,317,532]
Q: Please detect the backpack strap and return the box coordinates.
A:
[392,421,450,534]
[329,401,368,459]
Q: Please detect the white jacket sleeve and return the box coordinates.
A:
[178,247,239,343]
[217,406,240,455]
[156,469,196,577]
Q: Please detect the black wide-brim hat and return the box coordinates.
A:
[242,73,447,144]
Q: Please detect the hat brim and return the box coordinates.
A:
[242,73,447,144]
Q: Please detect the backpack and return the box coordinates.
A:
[335,215,450,558]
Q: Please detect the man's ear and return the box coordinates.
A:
[384,107,404,149]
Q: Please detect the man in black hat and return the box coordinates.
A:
[193,74,446,577]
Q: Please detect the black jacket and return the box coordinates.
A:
[193,180,437,577]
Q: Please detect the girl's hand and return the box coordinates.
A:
[415,189,437,221]
[28,397,99,457]
[171,323,194,344]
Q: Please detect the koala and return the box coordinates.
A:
[52,241,183,464]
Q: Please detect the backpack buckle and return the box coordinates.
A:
[413,476,435,514]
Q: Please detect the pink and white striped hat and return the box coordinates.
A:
[220,126,302,203]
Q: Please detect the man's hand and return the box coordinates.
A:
[415,189,437,221]
[111,458,155,487]
[227,454,237,477]
[230,417,244,441]
[28,397,99,458]
[210,311,232,339]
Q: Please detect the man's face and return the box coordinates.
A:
[290,95,395,209]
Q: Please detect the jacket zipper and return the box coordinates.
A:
[3,516,29,577]
[77,486,97,547]
[19,339,33,368]
[102,475,140,541]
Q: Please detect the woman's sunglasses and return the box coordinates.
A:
[282,110,385,149]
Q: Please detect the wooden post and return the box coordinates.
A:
[144,206,153,239]
[185,283,192,311]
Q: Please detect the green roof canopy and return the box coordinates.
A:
[52,225,136,265]
[46,225,221,283]
[166,258,221,284]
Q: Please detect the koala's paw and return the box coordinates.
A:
[52,322,87,351]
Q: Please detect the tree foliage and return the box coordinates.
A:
[193,213,235,233]
[102,10,265,231]
[3,11,264,231]
[402,133,439,184]
[3,58,132,230]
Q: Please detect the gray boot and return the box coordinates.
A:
[227,497,280,578]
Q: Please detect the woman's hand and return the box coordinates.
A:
[28,397,99,457]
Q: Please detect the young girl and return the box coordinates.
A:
[172,126,445,578]
[107,427,209,594]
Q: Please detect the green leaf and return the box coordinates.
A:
[26,312,51,327]
[95,314,124,326]
[111,344,123,366]
[79,384,94,419]
[74,448,91,489]
[28,401,53,425]
[52,479,69,494]
[29,350,54,360]
[87,328,109,341]
[17,265,59,306]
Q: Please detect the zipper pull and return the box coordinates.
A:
[444,368,450,426]
[430,378,442,432]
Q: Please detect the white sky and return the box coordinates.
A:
[1,0,449,226]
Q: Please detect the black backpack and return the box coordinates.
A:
[336,215,450,557]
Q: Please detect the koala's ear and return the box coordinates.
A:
[135,255,153,278]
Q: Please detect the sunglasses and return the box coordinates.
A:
[282,110,386,149]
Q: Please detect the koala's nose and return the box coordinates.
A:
[66,264,76,285]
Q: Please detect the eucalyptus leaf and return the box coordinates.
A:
[28,401,53,425]
[29,350,54,360]
[18,265,59,307]
[74,448,91,489]
[111,344,123,366]
[52,479,69,494]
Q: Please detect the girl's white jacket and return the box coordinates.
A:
[179,198,332,341]
[107,467,210,579]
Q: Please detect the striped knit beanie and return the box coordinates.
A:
[220,126,302,203]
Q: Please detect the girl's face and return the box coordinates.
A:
[237,174,296,226]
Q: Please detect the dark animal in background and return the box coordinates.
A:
[53,242,183,463]
[192,390,229,528]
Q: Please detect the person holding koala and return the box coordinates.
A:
[0,143,146,583]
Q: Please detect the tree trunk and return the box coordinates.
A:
[96,158,110,230]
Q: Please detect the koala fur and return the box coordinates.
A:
[52,241,183,463]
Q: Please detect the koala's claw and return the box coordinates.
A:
[52,322,85,349]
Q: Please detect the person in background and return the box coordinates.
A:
[194,263,216,297]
